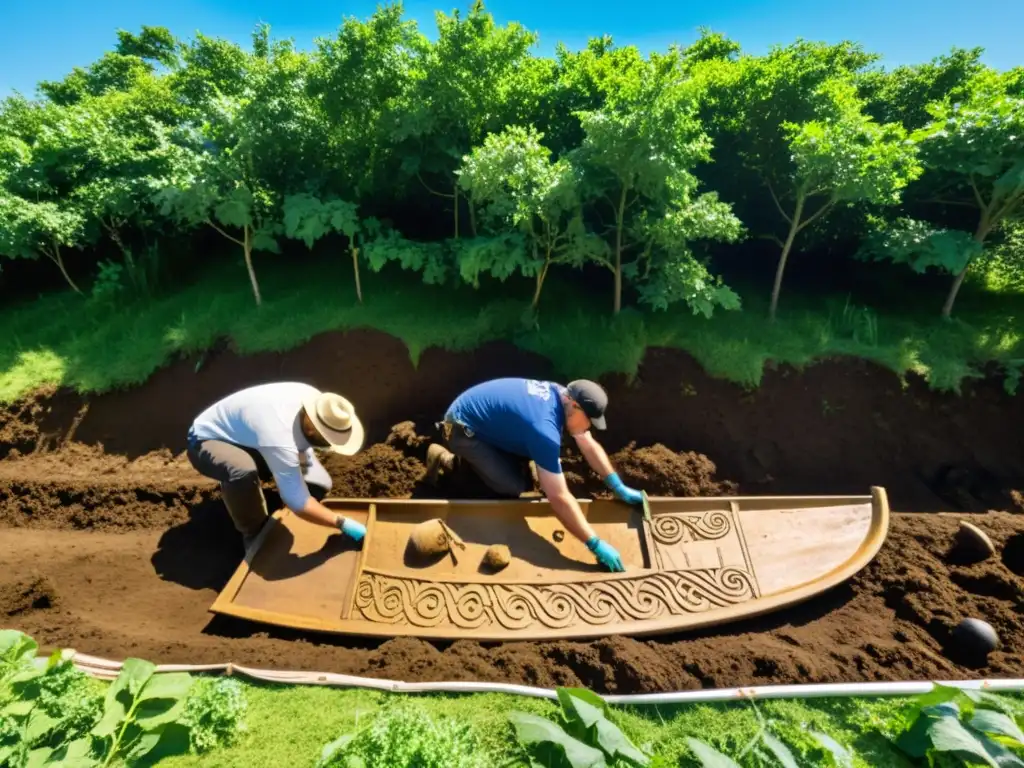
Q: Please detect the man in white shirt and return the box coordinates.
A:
[186,382,367,550]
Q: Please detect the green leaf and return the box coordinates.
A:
[810,731,853,767]
[927,713,999,767]
[93,658,155,737]
[25,710,60,743]
[139,672,193,702]
[3,699,35,718]
[971,710,1024,743]
[26,746,55,768]
[214,187,254,229]
[316,733,356,767]
[0,630,37,663]
[250,229,280,254]
[558,691,650,767]
[684,737,743,767]
[47,736,97,767]
[762,732,800,768]
[509,711,607,768]
[135,695,189,730]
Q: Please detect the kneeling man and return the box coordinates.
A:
[426,378,645,572]
[186,382,367,550]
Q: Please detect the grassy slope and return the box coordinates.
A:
[156,681,929,767]
[1,251,1022,405]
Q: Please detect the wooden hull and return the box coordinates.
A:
[209,488,890,641]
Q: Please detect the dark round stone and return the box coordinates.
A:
[951,618,1000,657]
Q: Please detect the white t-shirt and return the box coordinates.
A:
[190,382,333,511]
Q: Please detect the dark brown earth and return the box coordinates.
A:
[1,328,1023,694]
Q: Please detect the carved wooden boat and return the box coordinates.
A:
[209,488,890,641]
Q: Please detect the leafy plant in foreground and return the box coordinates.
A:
[1,629,246,767]
[508,687,652,767]
[889,684,1024,766]
[316,697,490,768]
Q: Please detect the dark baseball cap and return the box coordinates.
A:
[566,380,608,430]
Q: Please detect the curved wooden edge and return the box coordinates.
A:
[209,489,891,643]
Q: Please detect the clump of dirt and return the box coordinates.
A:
[611,443,739,497]
[0,390,48,458]
[385,421,432,453]
[559,442,737,498]
[1,575,60,616]
[321,443,424,498]
[1011,490,1024,513]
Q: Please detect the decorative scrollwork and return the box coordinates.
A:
[353,568,756,631]
[652,511,732,545]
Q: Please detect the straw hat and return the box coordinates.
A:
[301,391,365,455]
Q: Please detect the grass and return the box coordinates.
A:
[151,680,1024,767]
[1,249,1022,404]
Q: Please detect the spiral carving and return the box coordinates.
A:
[652,511,732,545]
[353,568,756,631]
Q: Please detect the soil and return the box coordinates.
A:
[1,328,1023,694]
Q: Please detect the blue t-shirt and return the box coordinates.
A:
[447,378,565,474]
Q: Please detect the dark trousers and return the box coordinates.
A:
[439,421,533,498]
[186,431,328,537]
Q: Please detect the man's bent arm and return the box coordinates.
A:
[537,467,597,544]
[572,430,615,479]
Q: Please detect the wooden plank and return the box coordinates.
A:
[342,503,376,620]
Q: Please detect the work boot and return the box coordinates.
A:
[425,443,455,485]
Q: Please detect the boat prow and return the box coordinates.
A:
[210,488,890,641]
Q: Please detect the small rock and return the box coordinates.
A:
[955,521,996,559]
[482,544,511,571]
[951,618,1000,658]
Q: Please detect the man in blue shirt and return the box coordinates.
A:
[426,378,645,572]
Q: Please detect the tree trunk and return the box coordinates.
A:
[769,194,805,322]
[243,226,262,306]
[352,245,363,304]
[44,243,82,294]
[532,257,550,309]
[941,219,990,319]
[613,186,628,315]
[469,201,478,238]
[453,184,460,240]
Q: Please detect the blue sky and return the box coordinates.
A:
[1,0,1019,99]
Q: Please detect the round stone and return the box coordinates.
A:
[954,521,996,560]
[951,617,1000,657]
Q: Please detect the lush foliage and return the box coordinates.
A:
[0,630,247,767]
[3,2,1021,324]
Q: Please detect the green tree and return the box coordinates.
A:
[862,86,1024,317]
[574,51,742,314]
[733,72,925,321]
[395,0,539,238]
[0,194,87,293]
[157,25,323,306]
[457,125,608,308]
[859,47,987,131]
[308,3,422,204]
[283,194,380,303]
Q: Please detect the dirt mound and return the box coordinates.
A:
[610,443,739,497]
[2,575,60,616]
[2,513,1022,691]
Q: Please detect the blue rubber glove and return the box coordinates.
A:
[604,472,644,505]
[338,516,366,542]
[587,536,625,572]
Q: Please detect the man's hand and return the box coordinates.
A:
[338,516,366,542]
[604,472,644,505]
[587,537,625,572]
